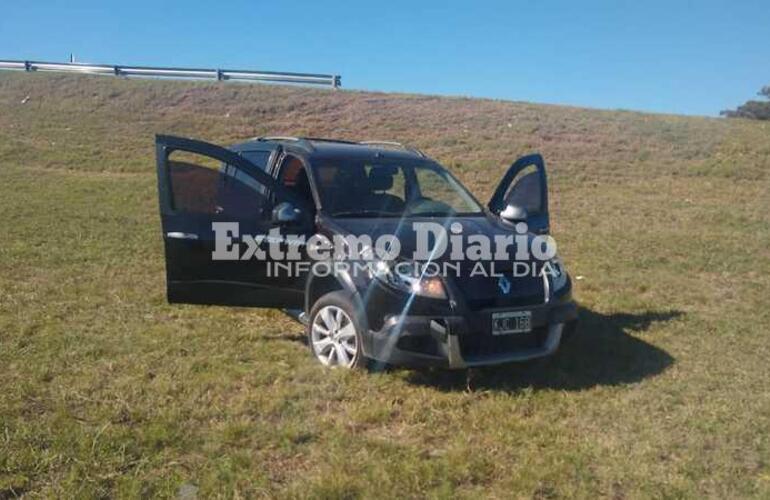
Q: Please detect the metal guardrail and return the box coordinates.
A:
[0,59,341,88]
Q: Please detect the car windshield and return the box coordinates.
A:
[311,157,483,218]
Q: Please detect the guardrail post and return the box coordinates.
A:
[216,69,224,81]
[114,65,121,76]
[333,75,341,89]
[24,61,32,72]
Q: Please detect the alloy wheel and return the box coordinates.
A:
[310,305,358,367]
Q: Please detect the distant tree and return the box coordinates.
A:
[721,85,770,120]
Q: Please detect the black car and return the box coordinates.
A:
[154,135,577,369]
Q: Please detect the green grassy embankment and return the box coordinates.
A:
[0,73,769,498]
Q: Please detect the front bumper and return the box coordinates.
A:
[362,291,577,369]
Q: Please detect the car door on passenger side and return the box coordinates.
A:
[488,154,550,235]
[155,135,307,308]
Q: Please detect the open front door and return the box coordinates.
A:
[488,154,550,234]
[155,135,308,308]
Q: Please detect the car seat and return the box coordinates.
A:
[366,168,404,213]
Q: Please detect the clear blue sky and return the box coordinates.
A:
[1,0,768,116]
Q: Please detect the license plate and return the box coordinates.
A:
[491,311,532,335]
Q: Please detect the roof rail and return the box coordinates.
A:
[303,137,359,145]
[253,137,427,157]
[255,136,314,151]
[358,140,426,158]
[257,136,302,142]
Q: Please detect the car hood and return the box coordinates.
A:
[320,214,550,308]
[320,214,537,262]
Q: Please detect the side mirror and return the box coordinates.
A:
[272,202,303,225]
[499,204,529,222]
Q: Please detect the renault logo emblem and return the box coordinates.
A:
[498,275,511,295]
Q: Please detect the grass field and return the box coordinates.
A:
[0,73,769,498]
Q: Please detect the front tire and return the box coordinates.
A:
[307,291,366,369]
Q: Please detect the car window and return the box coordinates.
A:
[221,166,266,195]
[167,150,270,218]
[364,164,407,201]
[218,149,273,193]
[279,156,316,207]
[312,158,482,217]
[415,168,479,213]
[504,165,542,215]
[240,150,272,170]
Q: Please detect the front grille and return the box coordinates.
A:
[459,273,546,311]
[458,326,548,358]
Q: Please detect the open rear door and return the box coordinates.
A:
[488,154,550,235]
[155,134,306,308]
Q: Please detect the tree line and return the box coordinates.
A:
[721,86,770,120]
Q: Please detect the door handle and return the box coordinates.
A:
[166,232,199,240]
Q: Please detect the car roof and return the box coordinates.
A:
[229,137,428,162]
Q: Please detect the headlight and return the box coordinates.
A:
[548,256,568,291]
[371,260,447,299]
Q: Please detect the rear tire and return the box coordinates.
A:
[307,291,367,369]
